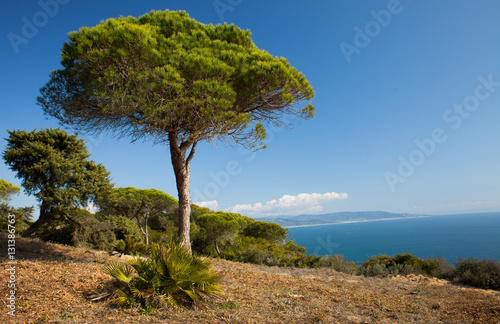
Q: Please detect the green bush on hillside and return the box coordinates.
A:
[103,240,221,309]
[320,255,359,275]
[224,236,321,267]
[40,210,116,250]
[453,257,500,290]
[114,238,149,256]
[360,253,457,278]
[96,214,144,243]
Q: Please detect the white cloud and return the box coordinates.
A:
[195,200,219,210]
[226,192,349,217]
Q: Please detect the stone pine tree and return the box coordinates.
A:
[2,129,113,237]
[37,10,315,253]
[101,187,178,245]
[196,212,246,255]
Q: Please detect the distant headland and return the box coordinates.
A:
[255,211,432,228]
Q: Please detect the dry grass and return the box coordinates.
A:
[1,235,499,323]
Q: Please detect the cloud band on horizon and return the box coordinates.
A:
[221,191,349,217]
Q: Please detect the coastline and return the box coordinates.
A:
[284,215,432,229]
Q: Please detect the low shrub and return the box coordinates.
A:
[103,240,221,309]
[421,256,456,279]
[360,263,389,277]
[320,255,359,275]
[453,258,500,290]
[41,211,116,250]
[360,253,456,278]
[229,236,320,267]
[97,214,143,243]
[114,239,149,256]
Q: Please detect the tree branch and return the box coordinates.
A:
[186,140,198,166]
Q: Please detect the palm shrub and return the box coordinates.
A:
[113,238,150,256]
[103,240,221,309]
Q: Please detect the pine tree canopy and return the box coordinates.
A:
[37,9,315,148]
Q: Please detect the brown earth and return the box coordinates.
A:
[1,235,499,323]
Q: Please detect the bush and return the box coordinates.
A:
[41,210,116,250]
[114,239,149,256]
[320,255,359,275]
[360,263,389,277]
[71,214,116,250]
[359,253,456,278]
[453,258,500,290]
[97,214,143,243]
[103,240,221,309]
[227,236,320,268]
[421,256,456,279]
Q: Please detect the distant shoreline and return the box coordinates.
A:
[285,215,432,228]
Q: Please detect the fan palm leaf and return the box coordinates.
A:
[102,239,221,308]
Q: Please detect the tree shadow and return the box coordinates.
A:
[0,233,106,264]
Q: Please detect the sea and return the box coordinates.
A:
[287,212,500,264]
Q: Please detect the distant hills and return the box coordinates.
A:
[255,211,431,227]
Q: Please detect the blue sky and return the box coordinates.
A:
[1,0,499,218]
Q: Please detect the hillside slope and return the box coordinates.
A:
[1,236,499,323]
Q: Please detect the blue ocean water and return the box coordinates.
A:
[287,212,500,264]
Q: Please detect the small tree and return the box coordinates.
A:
[196,212,246,255]
[101,187,178,245]
[2,129,113,237]
[38,10,315,252]
[243,221,289,244]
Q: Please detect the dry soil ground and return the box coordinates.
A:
[1,235,499,323]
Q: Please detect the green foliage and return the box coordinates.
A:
[360,253,457,278]
[0,203,34,235]
[320,255,359,275]
[2,128,113,237]
[453,258,500,290]
[148,214,175,232]
[225,236,320,268]
[103,240,221,309]
[38,10,315,149]
[361,263,390,277]
[283,239,307,253]
[100,187,178,245]
[189,204,212,223]
[114,239,150,256]
[102,187,178,219]
[97,213,144,243]
[421,256,456,279]
[242,221,288,243]
[41,209,116,250]
[0,179,20,202]
[194,212,246,255]
[38,10,315,252]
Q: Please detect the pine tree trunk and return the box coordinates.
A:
[176,171,191,252]
[144,213,150,246]
[169,132,196,254]
[22,201,50,237]
[214,239,221,255]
